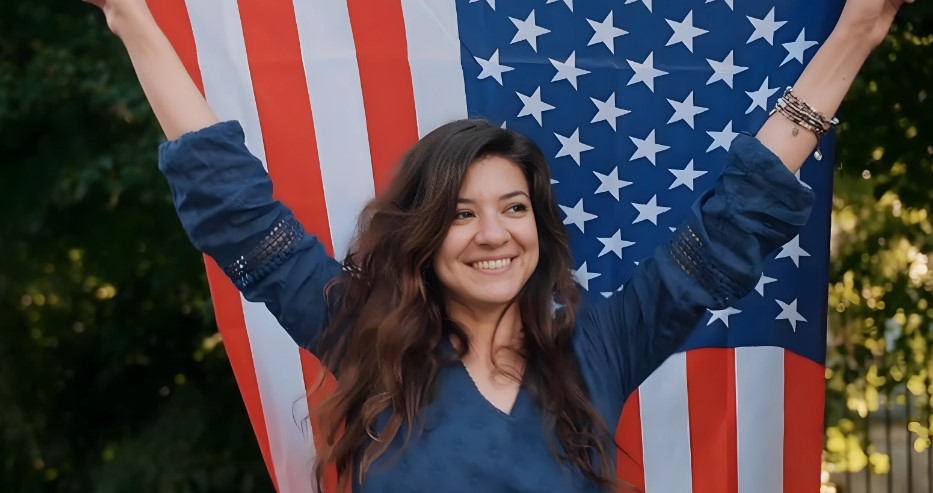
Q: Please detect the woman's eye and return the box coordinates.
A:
[455,210,474,220]
[508,203,528,213]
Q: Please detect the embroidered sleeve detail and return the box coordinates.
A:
[669,224,746,308]
[223,215,305,290]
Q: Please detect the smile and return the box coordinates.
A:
[470,257,513,272]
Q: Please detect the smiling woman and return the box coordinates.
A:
[312,120,618,490]
[82,0,920,490]
[435,157,540,415]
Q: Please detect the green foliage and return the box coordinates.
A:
[0,2,272,491]
[824,6,933,472]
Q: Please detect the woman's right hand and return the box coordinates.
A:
[83,0,154,38]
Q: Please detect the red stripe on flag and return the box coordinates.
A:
[236,0,335,255]
[236,3,340,485]
[147,2,278,489]
[346,0,420,193]
[616,390,646,492]
[784,352,825,493]
[687,348,738,493]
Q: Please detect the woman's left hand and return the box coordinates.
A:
[836,0,918,47]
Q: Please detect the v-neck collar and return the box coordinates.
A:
[441,335,528,419]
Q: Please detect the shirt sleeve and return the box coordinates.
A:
[572,133,815,416]
[157,120,343,350]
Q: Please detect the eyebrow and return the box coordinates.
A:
[457,191,530,204]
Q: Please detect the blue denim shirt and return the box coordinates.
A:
[158,121,813,492]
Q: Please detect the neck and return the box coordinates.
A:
[445,299,523,357]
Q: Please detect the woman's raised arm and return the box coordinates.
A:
[87,0,344,350]
[757,0,915,173]
[86,0,217,139]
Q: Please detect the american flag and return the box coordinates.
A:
[149,0,837,491]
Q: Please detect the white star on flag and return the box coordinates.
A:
[781,28,819,66]
[775,235,810,266]
[665,11,708,53]
[546,0,573,11]
[629,130,669,165]
[745,77,780,114]
[590,93,630,130]
[474,49,513,85]
[631,195,671,225]
[469,0,495,9]
[794,169,812,190]
[626,52,668,92]
[560,199,598,233]
[706,121,738,153]
[587,12,627,53]
[669,160,707,190]
[747,7,786,45]
[705,0,734,10]
[516,87,554,125]
[755,273,778,296]
[597,230,636,259]
[593,167,632,200]
[775,298,807,331]
[667,91,709,128]
[554,129,594,165]
[599,283,625,299]
[706,51,748,89]
[572,261,601,290]
[708,307,742,327]
[509,11,550,52]
[624,0,653,12]
[550,51,590,89]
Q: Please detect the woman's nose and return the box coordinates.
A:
[475,215,511,246]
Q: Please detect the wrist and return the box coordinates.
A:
[831,18,888,52]
[824,23,878,62]
[110,5,158,41]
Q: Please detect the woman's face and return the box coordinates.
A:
[432,155,540,313]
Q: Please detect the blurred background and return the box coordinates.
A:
[1,2,930,492]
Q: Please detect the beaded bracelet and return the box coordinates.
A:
[768,86,839,161]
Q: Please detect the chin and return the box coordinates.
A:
[468,291,523,308]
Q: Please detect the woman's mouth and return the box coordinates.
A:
[470,257,513,272]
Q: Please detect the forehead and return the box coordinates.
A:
[459,155,529,196]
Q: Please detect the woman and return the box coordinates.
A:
[86,0,915,491]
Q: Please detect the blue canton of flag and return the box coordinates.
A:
[457,0,835,367]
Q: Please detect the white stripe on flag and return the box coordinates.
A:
[293,0,376,260]
[184,0,267,167]
[185,3,315,492]
[736,346,785,493]
[400,0,469,135]
[640,352,693,493]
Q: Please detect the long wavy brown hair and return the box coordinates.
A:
[312,119,621,491]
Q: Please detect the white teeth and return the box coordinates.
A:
[472,258,512,270]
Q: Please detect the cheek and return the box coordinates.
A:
[521,221,540,256]
[434,231,465,271]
